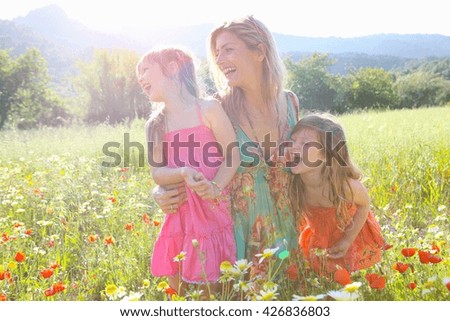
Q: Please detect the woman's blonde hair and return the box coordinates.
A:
[136,47,199,147]
[289,113,362,230]
[207,16,286,126]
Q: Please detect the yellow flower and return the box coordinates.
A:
[105,284,118,299]
[292,294,326,301]
[157,281,169,291]
[142,279,150,288]
[121,291,143,301]
[343,282,362,293]
[7,261,18,270]
[256,290,278,301]
[255,247,279,264]
[171,294,186,301]
[173,251,186,262]
[220,260,233,273]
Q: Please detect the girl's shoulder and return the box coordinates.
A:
[344,178,370,206]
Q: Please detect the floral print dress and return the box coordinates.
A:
[229,93,298,262]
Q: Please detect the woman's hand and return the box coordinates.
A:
[186,172,220,200]
[326,238,352,259]
[152,183,187,213]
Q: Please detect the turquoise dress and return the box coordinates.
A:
[229,93,299,262]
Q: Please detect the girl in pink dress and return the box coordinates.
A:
[136,48,239,294]
[288,114,385,275]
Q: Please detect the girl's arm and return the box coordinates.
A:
[327,179,370,259]
[187,99,240,199]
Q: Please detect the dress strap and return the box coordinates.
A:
[195,102,205,126]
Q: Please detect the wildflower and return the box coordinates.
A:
[53,282,66,293]
[234,259,252,274]
[44,287,56,297]
[40,268,54,279]
[233,280,252,292]
[286,264,298,281]
[7,261,17,270]
[156,281,169,291]
[256,289,278,301]
[118,167,129,173]
[15,251,26,262]
[50,261,60,269]
[314,248,327,256]
[173,251,186,262]
[25,229,33,236]
[365,273,386,289]
[165,287,177,297]
[437,205,446,212]
[255,247,279,264]
[153,220,160,227]
[328,290,359,301]
[344,282,362,293]
[220,260,233,273]
[105,284,118,298]
[1,233,8,242]
[292,294,326,301]
[187,289,204,300]
[122,291,143,301]
[263,281,278,292]
[334,268,352,286]
[142,279,150,288]
[87,234,98,243]
[124,223,134,231]
[107,197,117,203]
[192,239,199,248]
[383,243,393,250]
[0,293,6,301]
[431,243,440,254]
[443,278,450,291]
[104,236,115,245]
[393,262,409,273]
[171,294,185,301]
[142,213,151,224]
[406,282,417,290]
[401,248,416,257]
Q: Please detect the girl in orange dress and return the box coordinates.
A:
[288,114,384,274]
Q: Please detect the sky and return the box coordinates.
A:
[1,0,449,38]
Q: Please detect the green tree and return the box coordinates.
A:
[347,68,399,109]
[0,48,68,129]
[395,70,450,107]
[73,49,149,124]
[285,53,338,112]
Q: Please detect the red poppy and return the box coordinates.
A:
[107,197,117,203]
[0,270,10,281]
[418,250,430,264]
[165,287,177,296]
[50,261,60,269]
[393,262,409,273]
[153,220,160,227]
[47,240,55,247]
[104,236,115,245]
[124,223,134,231]
[401,248,416,257]
[87,234,98,243]
[15,251,26,262]
[53,282,66,293]
[334,268,352,286]
[428,255,442,264]
[44,287,56,297]
[142,213,151,225]
[286,264,299,281]
[431,243,440,254]
[119,167,129,172]
[446,282,450,291]
[365,273,386,289]
[383,243,393,251]
[0,293,7,301]
[406,282,417,290]
[2,233,8,242]
[390,186,397,193]
[40,269,54,279]
[25,229,33,236]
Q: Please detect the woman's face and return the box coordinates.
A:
[289,128,325,175]
[138,60,167,102]
[214,31,262,88]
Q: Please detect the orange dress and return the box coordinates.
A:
[298,204,384,274]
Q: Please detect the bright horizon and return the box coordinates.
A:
[1,0,449,38]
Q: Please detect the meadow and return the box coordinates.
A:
[0,106,449,301]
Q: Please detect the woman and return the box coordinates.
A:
[152,16,300,263]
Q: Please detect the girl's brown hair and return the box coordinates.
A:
[207,16,286,127]
[289,114,362,230]
[136,48,199,147]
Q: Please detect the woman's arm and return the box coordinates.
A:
[327,179,370,259]
[187,99,240,199]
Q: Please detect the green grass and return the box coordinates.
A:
[0,106,448,301]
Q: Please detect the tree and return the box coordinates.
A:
[73,49,149,124]
[0,48,68,129]
[346,68,399,109]
[285,53,338,112]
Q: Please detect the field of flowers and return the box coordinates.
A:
[0,106,449,301]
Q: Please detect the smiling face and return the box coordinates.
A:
[213,31,263,88]
[289,127,325,175]
[137,59,168,102]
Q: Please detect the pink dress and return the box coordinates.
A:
[151,106,236,283]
